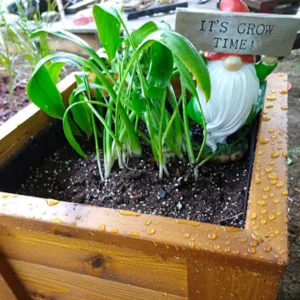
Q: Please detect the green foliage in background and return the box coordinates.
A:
[0,0,55,97]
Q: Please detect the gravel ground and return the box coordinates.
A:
[276,50,300,300]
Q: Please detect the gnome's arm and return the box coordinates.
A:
[255,55,278,84]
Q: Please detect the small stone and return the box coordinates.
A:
[177,201,183,210]
[159,188,167,200]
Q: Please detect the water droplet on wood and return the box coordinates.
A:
[276,182,283,187]
[52,218,63,223]
[130,232,139,236]
[251,213,257,220]
[268,173,278,180]
[99,225,106,232]
[248,247,256,254]
[148,228,156,235]
[258,201,266,206]
[46,199,60,206]
[119,210,141,216]
[264,246,272,252]
[208,233,217,240]
[262,115,271,121]
[271,152,280,158]
[251,241,258,247]
[259,138,269,145]
[266,95,276,101]
[176,219,200,227]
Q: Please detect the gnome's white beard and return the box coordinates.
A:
[197,60,260,152]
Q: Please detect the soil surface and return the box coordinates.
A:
[0,76,29,126]
[276,51,300,300]
[0,65,77,126]
[18,143,250,227]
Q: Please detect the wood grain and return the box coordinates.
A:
[0,217,188,297]
[0,249,31,299]
[187,257,281,300]
[175,8,300,56]
[246,73,288,262]
[9,259,185,300]
[0,275,17,300]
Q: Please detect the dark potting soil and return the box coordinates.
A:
[0,65,77,126]
[0,76,30,126]
[17,141,250,227]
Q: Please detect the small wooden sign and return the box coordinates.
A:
[175,8,300,57]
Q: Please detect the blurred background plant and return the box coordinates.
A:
[0,0,60,99]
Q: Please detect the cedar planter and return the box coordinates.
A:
[0,73,288,300]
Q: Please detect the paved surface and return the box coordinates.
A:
[50,0,218,33]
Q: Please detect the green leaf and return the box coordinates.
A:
[30,29,114,83]
[132,91,146,114]
[147,87,165,99]
[139,30,211,101]
[174,56,197,97]
[186,95,204,125]
[63,114,87,158]
[67,75,92,137]
[125,21,158,48]
[147,42,173,99]
[47,61,65,84]
[31,29,96,58]
[26,65,66,119]
[93,5,122,61]
[69,92,93,137]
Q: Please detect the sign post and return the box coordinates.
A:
[175,8,300,57]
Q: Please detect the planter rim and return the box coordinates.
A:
[0,72,288,269]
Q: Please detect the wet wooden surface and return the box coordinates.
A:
[0,74,288,299]
[246,73,288,263]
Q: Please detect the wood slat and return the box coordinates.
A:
[0,275,17,300]
[187,257,281,300]
[9,259,186,300]
[0,220,187,297]
[0,249,30,299]
[0,194,282,270]
[246,73,288,262]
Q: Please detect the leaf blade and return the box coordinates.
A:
[93,5,122,61]
[26,65,66,119]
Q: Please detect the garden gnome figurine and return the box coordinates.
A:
[188,0,277,152]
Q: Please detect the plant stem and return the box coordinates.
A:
[92,113,104,181]
[195,95,207,163]
[182,87,195,164]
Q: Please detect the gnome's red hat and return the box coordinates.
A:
[204,0,254,64]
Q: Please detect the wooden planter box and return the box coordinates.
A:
[0,73,288,300]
